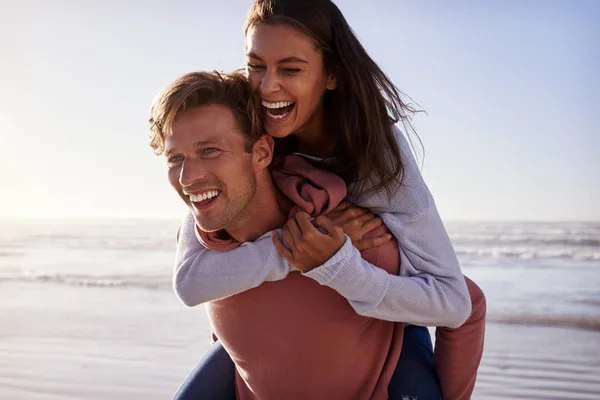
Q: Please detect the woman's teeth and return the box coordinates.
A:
[261,100,293,109]
[267,111,287,119]
[261,100,295,120]
[189,190,220,202]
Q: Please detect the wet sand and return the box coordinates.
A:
[1,282,599,400]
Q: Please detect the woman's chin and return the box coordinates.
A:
[265,125,294,139]
[263,107,298,138]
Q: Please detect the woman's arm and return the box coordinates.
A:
[330,126,470,327]
[302,207,471,328]
[173,212,293,306]
[278,127,471,327]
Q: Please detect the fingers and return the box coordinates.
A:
[331,201,352,212]
[327,203,371,227]
[355,233,392,251]
[295,212,318,236]
[360,215,383,234]
[355,212,376,225]
[286,218,302,241]
[271,231,294,261]
[276,214,347,273]
[324,209,343,222]
[282,224,297,252]
[343,206,368,220]
[315,216,344,241]
[336,207,369,226]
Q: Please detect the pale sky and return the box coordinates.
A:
[1,0,598,221]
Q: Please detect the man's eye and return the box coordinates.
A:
[168,155,183,164]
[202,148,219,155]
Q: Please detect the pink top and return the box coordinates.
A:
[200,156,403,400]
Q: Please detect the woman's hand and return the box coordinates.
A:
[326,201,391,251]
[272,212,345,273]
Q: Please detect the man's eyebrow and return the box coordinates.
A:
[246,52,308,64]
[194,139,222,147]
[164,139,221,157]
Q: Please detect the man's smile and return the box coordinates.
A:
[187,190,221,210]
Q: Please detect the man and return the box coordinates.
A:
[149,71,439,399]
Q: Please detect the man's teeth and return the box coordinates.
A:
[189,190,220,202]
[261,100,294,109]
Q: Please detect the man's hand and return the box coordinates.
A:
[272,212,346,273]
[326,201,391,251]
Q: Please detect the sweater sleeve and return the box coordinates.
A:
[173,212,293,307]
[305,126,471,328]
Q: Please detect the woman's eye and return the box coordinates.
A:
[283,68,301,74]
[246,63,265,72]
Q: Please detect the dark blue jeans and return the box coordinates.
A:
[173,325,441,399]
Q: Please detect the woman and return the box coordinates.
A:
[171,0,486,399]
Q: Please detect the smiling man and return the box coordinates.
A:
[150,72,284,242]
[148,71,416,399]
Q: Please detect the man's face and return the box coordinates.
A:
[164,104,257,232]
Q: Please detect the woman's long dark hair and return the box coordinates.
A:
[245,0,421,196]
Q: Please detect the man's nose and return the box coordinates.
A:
[259,68,280,94]
[179,158,207,187]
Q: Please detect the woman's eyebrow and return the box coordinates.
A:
[279,56,308,64]
[246,52,308,64]
[246,51,262,60]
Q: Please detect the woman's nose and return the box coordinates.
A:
[259,69,280,95]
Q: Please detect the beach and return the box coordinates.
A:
[1,218,599,399]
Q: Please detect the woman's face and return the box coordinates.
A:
[245,23,337,139]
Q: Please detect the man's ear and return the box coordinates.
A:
[252,134,274,172]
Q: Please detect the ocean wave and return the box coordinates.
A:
[0,220,181,251]
[0,251,22,257]
[0,272,171,290]
[451,236,600,248]
[455,246,600,262]
[4,237,177,252]
[446,222,600,249]
[489,314,600,331]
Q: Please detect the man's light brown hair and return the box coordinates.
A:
[149,71,263,155]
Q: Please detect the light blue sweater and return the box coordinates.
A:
[173,127,471,328]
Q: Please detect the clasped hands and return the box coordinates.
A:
[272,201,392,273]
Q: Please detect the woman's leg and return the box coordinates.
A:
[172,341,236,400]
[434,276,487,400]
[388,325,442,399]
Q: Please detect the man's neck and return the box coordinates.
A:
[225,177,291,243]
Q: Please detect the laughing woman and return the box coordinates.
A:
[169,1,486,399]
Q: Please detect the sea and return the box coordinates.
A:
[1,218,599,399]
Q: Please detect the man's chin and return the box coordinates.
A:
[192,215,223,233]
[197,225,222,233]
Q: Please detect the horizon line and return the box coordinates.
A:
[1,216,598,224]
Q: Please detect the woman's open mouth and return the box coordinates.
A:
[262,100,295,121]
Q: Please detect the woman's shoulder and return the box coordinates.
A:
[347,124,432,214]
[391,125,424,185]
